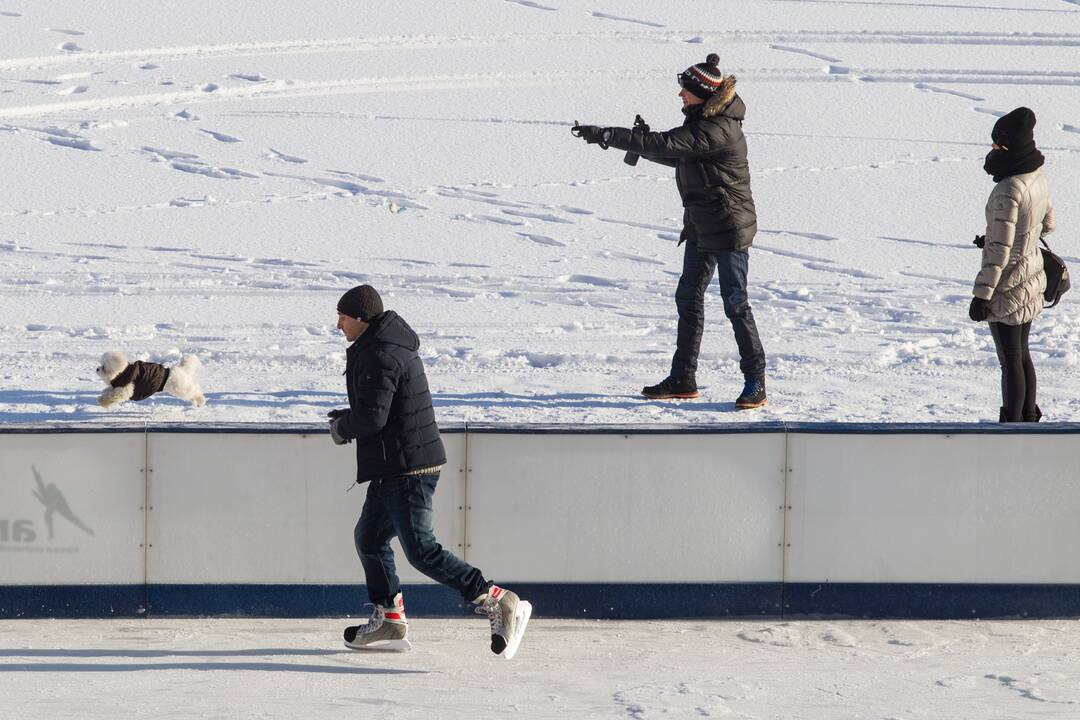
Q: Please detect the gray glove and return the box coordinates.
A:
[329,416,350,445]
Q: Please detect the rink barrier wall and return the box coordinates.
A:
[2,422,1080,619]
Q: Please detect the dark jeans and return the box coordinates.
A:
[989,321,1037,422]
[671,239,766,381]
[354,472,487,607]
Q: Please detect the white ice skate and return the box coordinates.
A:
[343,593,412,652]
[475,585,532,660]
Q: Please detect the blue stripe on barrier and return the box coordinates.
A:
[145,584,469,618]
[0,585,146,618]
[0,583,780,619]
[6,582,1078,619]
[506,583,783,619]
[783,583,1080,619]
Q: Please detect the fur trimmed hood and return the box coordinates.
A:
[701,75,742,120]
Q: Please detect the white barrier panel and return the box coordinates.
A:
[785,433,1080,583]
[465,432,787,583]
[146,432,466,584]
[0,432,145,585]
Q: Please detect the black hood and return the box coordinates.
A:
[715,93,746,121]
[348,310,419,356]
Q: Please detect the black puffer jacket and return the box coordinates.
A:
[604,76,757,252]
[337,310,446,482]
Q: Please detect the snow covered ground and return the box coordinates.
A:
[3,1,1080,425]
[2,618,1080,719]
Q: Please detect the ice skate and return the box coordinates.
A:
[343,593,411,652]
[474,585,532,660]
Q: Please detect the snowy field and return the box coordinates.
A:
[2,618,1080,719]
[2,0,1080,425]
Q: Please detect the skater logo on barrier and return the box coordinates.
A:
[0,466,93,552]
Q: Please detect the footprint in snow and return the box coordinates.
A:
[517,232,566,247]
[56,85,89,95]
[769,44,842,63]
[57,41,82,52]
[48,28,85,36]
[175,109,198,120]
[230,73,268,82]
[559,205,594,215]
[36,127,98,151]
[501,208,574,224]
[0,11,22,16]
[558,274,628,289]
[138,62,159,70]
[200,129,242,143]
[590,11,663,27]
[171,162,256,180]
[598,250,665,266]
[169,197,215,208]
[267,148,307,164]
[327,169,384,183]
[142,146,201,161]
[504,0,557,9]
[201,83,219,93]
[913,83,984,102]
[473,214,525,226]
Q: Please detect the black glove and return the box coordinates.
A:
[575,125,606,145]
[973,234,986,249]
[327,408,349,420]
[968,297,989,322]
[329,416,350,445]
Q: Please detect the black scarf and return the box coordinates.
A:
[983,144,1044,182]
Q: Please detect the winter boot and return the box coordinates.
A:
[735,377,767,410]
[1023,405,1043,423]
[343,592,411,652]
[641,376,699,400]
[474,584,532,660]
[999,407,1008,423]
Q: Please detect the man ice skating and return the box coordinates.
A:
[329,284,531,658]
[573,54,768,409]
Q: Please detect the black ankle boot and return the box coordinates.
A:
[1023,405,1043,423]
[999,407,1008,423]
[641,376,699,400]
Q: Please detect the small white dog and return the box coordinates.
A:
[96,351,205,408]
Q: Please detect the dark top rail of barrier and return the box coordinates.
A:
[4,421,1080,435]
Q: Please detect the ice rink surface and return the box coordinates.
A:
[2,617,1080,718]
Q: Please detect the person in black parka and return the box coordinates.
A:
[574,54,768,409]
[329,285,531,658]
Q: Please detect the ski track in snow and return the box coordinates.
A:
[2,4,1080,426]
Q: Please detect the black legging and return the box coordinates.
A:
[989,321,1037,422]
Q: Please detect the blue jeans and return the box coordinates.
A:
[672,238,766,381]
[354,472,488,607]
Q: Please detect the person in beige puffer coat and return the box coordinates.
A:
[970,107,1055,422]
